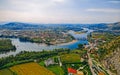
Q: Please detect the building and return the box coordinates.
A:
[68,68,77,75]
[44,58,55,66]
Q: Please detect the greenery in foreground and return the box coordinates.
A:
[0,48,70,69]
[0,39,16,53]
[0,43,92,75]
[0,69,14,75]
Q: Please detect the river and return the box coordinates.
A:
[0,28,93,58]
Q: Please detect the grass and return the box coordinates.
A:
[61,53,80,63]
[0,69,13,75]
[39,61,45,66]
[10,62,55,75]
[47,65,64,75]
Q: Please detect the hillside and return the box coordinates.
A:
[98,36,120,75]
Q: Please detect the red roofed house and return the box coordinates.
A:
[68,68,77,75]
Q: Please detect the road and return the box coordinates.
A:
[86,41,110,75]
[86,43,96,75]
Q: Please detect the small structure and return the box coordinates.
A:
[68,68,77,75]
[44,58,55,66]
[77,71,84,75]
[58,56,62,67]
[81,58,85,62]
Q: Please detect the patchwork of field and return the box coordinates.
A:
[61,53,80,63]
[10,62,55,75]
[0,69,13,75]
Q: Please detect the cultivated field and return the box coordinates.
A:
[0,69,13,75]
[10,62,55,75]
[61,53,80,63]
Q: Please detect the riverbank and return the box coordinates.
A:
[57,40,77,46]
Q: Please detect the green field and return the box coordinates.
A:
[61,53,80,63]
[0,69,13,75]
[39,61,45,66]
[47,65,64,75]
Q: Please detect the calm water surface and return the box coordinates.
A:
[0,28,93,58]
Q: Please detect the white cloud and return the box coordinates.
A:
[87,8,120,13]
[0,0,120,23]
[52,0,65,3]
[108,0,120,4]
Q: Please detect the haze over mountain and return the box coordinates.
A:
[0,22,120,34]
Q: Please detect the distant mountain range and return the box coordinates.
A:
[0,22,120,34]
[0,22,47,30]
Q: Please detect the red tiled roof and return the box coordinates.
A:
[68,68,77,74]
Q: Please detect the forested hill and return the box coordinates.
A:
[90,22,120,35]
[107,22,120,30]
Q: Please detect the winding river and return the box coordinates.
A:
[0,28,93,58]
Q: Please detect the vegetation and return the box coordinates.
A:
[0,44,93,75]
[60,53,80,63]
[0,48,70,69]
[10,62,55,75]
[0,69,13,75]
[0,39,16,53]
[47,65,64,75]
[17,30,75,45]
[98,36,120,60]
[88,32,120,75]
[77,44,84,49]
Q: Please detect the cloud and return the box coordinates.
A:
[86,8,120,13]
[0,0,120,23]
[108,0,120,4]
[52,0,65,3]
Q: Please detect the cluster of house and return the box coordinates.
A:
[44,57,62,67]
[44,58,55,66]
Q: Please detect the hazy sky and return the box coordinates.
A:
[0,0,120,23]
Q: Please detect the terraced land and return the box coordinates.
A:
[10,62,55,75]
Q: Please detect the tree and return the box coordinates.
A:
[78,44,84,49]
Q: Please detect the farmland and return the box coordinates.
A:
[0,69,13,75]
[10,62,55,75]
[60,53,81,63]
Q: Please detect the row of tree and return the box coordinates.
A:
[0,48,70,69]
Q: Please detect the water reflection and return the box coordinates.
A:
[0,28,93,58]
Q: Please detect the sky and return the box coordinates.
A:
[0,0,120,24]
